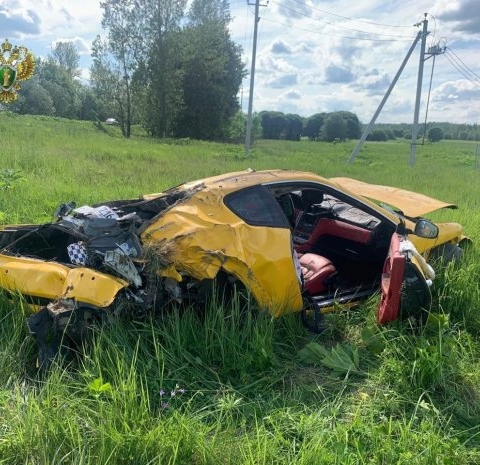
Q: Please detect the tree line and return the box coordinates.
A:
[3,0,478,145]
[7,0,244,141]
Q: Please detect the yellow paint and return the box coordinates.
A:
[0,169,464,317]
[0,255,127,308]
[331,177,457,217]
[141,169,463,317]
[144,192,303,315]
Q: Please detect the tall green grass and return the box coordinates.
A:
[1,113,480,463]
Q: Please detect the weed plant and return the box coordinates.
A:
[0,113,480,463]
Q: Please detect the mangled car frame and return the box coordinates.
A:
[0,169,467,366]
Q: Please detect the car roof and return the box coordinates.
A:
[142,169,336,200]
[142,169,454,219]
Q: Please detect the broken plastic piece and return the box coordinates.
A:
[103,249,142,287]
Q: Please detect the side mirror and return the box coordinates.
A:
[414,219,439,239]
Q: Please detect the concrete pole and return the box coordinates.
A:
[245,0,260,157]
[349,30,422,164]
[410,14,429,166]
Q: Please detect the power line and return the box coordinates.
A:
[285,0,414,29]
[443,52,480,89]
[260,15,415,42]
[269,0,415,39]
[446,47,480,82]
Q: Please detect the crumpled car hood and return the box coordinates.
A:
[330,177,457,217]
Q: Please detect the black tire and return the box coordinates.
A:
[430,243,463,266]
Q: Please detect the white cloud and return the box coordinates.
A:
[1,0,479,124]
[233,0,480,123]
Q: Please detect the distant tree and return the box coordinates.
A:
[384,129,395,140]
[11,78,55,116]
[50,41,81,79]
[227,111,247,143]
[227,111,260,144]
[303,113,326,140]
[284,114,303,141]
[37,59,81,118]
[320,113,347,142]
[134,0,188,138]
[367,129,387,141]
[78,87,101,121]
[90,35,122,123]
[188,0,230,24]
[427,127,443,142]
[261,111,287,139]
[336,111,360,139]
[96,0,146,137]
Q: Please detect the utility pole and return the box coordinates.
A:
[349,29,423,164]
[410,14,429,166]
[245,0,267,157]
[349,14,432,166]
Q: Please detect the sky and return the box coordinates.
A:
[1,0,479,124]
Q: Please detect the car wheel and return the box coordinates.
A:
[430,243,463,266]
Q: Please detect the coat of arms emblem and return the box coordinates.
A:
[0,38,35,103]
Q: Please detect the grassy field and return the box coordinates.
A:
[1,112,480,464]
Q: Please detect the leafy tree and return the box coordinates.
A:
[336,111,360,139]
[136,0,188,138]
[142,30,185,138]
[50,41,81,79]
[321,113,348,142]
[168,0,243,140]
[303,113,326,140]
[261,111,288,139]
[428,127,443,143]
[90,35,122,123]
[10,78,55,116]
[188,0,231,24]
[36,59,81,118]
[284,114,303,141]
[96,0,146,137]
[384,129,395,140]
[8,45,83,119]
[78,87,102,121]
[227,111,260,144]
[367,129,388,141]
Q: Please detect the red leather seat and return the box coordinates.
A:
[299,253,336,294]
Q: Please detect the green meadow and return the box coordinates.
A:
[1,112,480,464]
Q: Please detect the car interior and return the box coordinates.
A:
[273,186,396,300]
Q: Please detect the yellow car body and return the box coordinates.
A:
[0,169,465,365]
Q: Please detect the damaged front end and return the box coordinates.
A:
[0,187,204,368]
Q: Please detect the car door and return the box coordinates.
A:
[378,232,432,324]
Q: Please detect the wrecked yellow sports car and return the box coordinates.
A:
[0,169,466,365]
